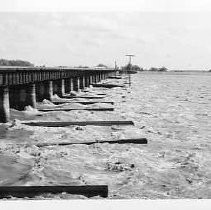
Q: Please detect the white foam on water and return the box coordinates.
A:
[1,72,211,199]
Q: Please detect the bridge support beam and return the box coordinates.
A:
[89,75,93,85]
[0,87,10,123]
[79,76,85,90]
[26,84,36,109]
[73,77,79,91]
[102,73,105,80]
[43,81,53,101]
[70,78,74,91]
[53,79,65,97]
[64,78,71,94]
[97,74,100,82]
[10,84,36,110]
[93,75,97,84]
[84,75,90,87]
[77,77,80,91]
[36,82,45,102]
[36,81,53,102]
[83,76,86,88]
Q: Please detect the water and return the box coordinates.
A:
[0,71,210,199]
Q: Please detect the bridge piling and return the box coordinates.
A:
[43,81,53,101]
[77,77,80,91]
[70,78,74,91]
[26,83,36,109]
[79,76,85,90]
[85,75,90,87]
[64,78,71,94]
[73,77,79,91]
[83,76,86,88]
[93,75,97,84]
[89,75,93,85]
[96,74,99,83]
[9,84,36,110]
[53,79,65,97]
[36,82,45,102]
[0,87,10,123]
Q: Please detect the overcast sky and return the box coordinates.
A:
[0,0,211,69]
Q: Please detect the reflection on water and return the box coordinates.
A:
[0,71,210,199]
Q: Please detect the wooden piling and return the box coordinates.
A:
[108,76,122,79]
[92,84,124,88]
[38,108,114,112]
[52,101,114,105]
[73,77,79,91]
[0,185,108,198]
[0,87,10,123]
[62,96,105,99]
[36,138,148,147]
[24,120,134,127]
[43,80,53,101]
[53,79,65,97]
[26,83,36,108]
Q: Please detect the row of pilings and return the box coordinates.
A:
[0,70,115,123]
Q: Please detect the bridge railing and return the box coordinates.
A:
[0,67,115,87]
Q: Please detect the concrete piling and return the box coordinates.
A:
[0,87,10,123]
[10,84,36,110]
[43,81,53,101]
[26,83,36,108]
[64,78,71,94]
[85,76,90,87]
[53,79,65,97]
[70,78,73,91]
[36,82,45,102]
[79,76,84,90]
[73,77,79,91]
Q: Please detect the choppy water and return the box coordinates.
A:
[0,71,210,199]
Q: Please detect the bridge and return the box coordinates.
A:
[0,67,116,123]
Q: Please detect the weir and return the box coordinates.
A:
[0,67,116,122]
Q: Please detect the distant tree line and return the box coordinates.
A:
[122,64,143,71]
[0,59,34,67]
[148,66,168,71]
[96,64,108,68]
[74,65,89,68]
[74,64,108,69]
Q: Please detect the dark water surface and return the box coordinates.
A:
[0,71,210,199]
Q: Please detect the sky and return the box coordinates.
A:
[0,0,211,70]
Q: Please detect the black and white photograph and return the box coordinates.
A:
[0,0,210,209]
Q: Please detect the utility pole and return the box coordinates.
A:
[114,60,118,69]
[125,54,135,87]
[114,60,117,75]
[125,54,135,67]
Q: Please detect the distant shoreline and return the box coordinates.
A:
[171,70,210,72]
[139,70,210,72]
